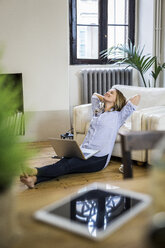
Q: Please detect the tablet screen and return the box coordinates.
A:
[34,184,151,240]
[48,189,141,236]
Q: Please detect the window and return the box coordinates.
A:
[69,0,135,64]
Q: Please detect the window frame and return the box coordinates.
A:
[69,0,135,65]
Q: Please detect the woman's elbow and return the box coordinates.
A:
[130,94,141,106]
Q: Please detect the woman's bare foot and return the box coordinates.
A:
[20,175,37,189]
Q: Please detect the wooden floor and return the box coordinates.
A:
[17,141,149,192]
[12,142,151,248]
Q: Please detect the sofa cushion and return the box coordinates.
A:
[74,104,92,133]
[113,85,165,110]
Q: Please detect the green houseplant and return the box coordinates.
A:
[0,73,31,247]
[102,41,165,87]
[0,75,29,192]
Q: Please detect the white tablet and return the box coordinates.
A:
[34,183,151,241]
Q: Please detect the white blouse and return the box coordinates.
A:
[82,95,136,168]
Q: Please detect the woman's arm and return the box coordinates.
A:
[127,94,141,106]
[91,93,102,115]
[94,93,141,105]
[93,93,104,102]
[118,94,140,126]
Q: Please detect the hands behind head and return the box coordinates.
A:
[128,94,141,106]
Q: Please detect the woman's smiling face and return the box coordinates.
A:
[103,89,117,104]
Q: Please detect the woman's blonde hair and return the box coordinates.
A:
[113,89,126,111]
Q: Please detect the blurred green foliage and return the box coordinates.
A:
[0,74,31,191]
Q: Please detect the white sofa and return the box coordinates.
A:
[73,85,165,162]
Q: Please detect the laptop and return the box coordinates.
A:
[49,138,99,160]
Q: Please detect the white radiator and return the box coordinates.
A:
[81,68,133,103]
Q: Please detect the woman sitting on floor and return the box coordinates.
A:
[20,88,140,188]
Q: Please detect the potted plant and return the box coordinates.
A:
[102,41,165,87]
[0,74,31,247]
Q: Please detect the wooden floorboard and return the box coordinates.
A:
[17,141,149,192]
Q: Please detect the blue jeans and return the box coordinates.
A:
[36,155,108,184]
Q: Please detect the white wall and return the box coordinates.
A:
[0,0,70,141]
[137,0,165,87]
[136,0,154,86]
[137,0,154,55]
